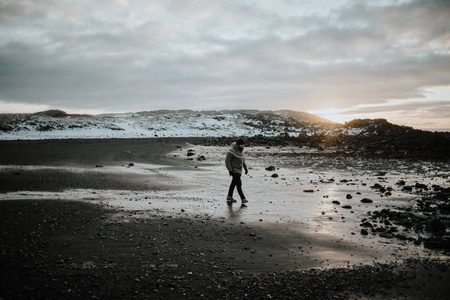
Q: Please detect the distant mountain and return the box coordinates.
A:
[1,109,449,159]
[0,109,336,140]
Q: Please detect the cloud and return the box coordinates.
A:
[0,0,449,130]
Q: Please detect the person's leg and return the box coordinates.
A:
[228,175,236,198]
[234,173,246,200]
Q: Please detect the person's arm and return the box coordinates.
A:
[225,152,233,175]
[243,157,248,174]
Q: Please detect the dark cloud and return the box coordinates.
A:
[0,0,449,129]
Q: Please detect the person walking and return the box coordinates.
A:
[225,138,248,205]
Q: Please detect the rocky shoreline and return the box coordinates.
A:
[1,138,449,299]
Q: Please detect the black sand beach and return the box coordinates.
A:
[1,138,449,299]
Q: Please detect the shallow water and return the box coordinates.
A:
[2,145,449,267]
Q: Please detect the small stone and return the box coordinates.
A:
[361,198,373,203]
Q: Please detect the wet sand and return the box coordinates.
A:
[1,138,449,299]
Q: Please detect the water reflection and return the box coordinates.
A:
[227,202,246,219]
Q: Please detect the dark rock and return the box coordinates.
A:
[395,234,407,240]
[271,173,279,178]
[424,238,450,250]
[303,189,314,193]
[361,222,373,228]
[426,219,446,233]
[361,198,373,204]
[415,183,428,190]
[438,204,450,214]
[332,200,341,205]
[379,233,394,239]
[346,194,352,199]
[342,205,352,209]
[265,166,276,171]
[361,229,369,235]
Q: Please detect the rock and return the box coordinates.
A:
[424,238,450,250]
[332,200,341,205]
[271,173,279,178]
[361,229,369,235]
[396,180,406,186]
[361,222,373,228]
[415,183,428,190]
[379,233,394,239]
[402,186,413,191]
[426,219,446,233]
[303,189,314,193]
[265,166,276,171]
[371,183,383,189]
[361,198,373,203]
[346,194,352,199]
[197,155,206,161]
[342,205,352,209]
[395,234,407,240]
[187,149,195,156]
[438,204,450,215]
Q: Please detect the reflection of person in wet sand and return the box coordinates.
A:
[225,138,248,206]
[227,202,246,218]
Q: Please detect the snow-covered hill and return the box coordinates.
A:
[0,109,362,140]
[1,109,449,159]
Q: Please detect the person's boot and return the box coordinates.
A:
[227,196,237,203]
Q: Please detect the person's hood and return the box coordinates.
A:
[230,142,242,151]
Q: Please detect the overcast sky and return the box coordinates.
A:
[0,0,449,130]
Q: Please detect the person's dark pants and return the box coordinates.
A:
[228,172,246,200]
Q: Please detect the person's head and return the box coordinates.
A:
[236,138,245,149]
